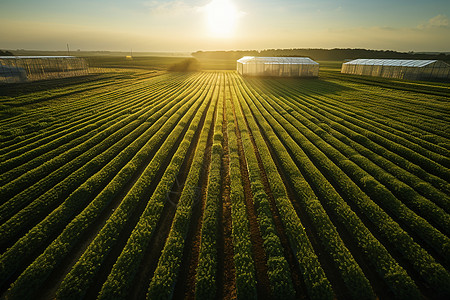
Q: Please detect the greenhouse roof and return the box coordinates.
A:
[0,56,77,59]
[343,59,439,67]
[237,56,318,64]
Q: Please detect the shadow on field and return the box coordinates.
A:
[244,76,355,97]
[0,74,108,97]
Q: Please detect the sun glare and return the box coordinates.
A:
[205,0,238,38]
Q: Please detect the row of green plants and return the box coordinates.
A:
[243,76,449,298]
[54,73,215,300]
[326,117,450,204]
[0,119,149,245]
[0,73,190,188]
[230,80,295,299]
[224,91,257,299]
[194,74,225,300]
[323,85,449,156]
[0,73,215,296]
[0,95,181,245]
[0,74,186,181]
[287,80,449,175]
[1,70,448,299]
[0,71,166,144]
[98,73,218,299]
[340,84,450,139]
[0,76,119,143]
[146,80,218,300]
[249,78,450,239]
[232,73,334,300]
[0,111,145,213]
[260,78,450,204]
[0,72,158,150]
[0,75,204,241]
[255,82,450,261]
[331,130,450,213]
[238,74,386,300]
[281,78,449,151]
[263,78,450,184]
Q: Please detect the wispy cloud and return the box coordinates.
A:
[143,0,246,18]
[143,1,200,16]
[418,14,449,29]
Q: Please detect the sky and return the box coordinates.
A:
[1,0,450,52]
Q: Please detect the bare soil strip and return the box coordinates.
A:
[235,98,308,299]
[247,112,349,299]
[175,94,218,300]
[230,93,272,300]
[218,90,237,300]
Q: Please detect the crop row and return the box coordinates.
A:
[1,72,215,296]
[0,70,448,300]
[0,72,188,162]
[240,74,450,298]
[146,76,218,300]
[98,72,219,299]
[194,73,225,300]
[230,79,295,299]
[0,71,165,142]
[0,72,154,147]
[0,73,193,177]
[230,74,334,300]
[53,72,215,300]
[286,78,449,142]
[0,74,207,249]
[247,78,450,253]
[222,84,258,299]
[252,78,450,204]
[234,73,422,299]
[261,79,450,182]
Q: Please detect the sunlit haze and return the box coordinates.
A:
[0,0,449,52]
[205,0,239,38]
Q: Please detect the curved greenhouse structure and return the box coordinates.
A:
[341,59,450,81]
[0,56,89,83]
[237,56,319,77]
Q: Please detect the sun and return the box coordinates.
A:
[205,0,238,38]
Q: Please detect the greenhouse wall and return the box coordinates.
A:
[0,56,89,83]
[341,59,450,81]
[237,56,319,77]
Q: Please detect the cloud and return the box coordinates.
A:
[197,0,246,17]
[144,0,246,19]
[143,1,200,16]
[418,14,449,29]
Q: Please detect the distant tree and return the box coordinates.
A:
[0,50,14,56]
[168,58,201,72]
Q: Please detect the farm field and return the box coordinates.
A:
[0,67,449,300]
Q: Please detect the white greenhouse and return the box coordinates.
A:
[0,56,89,83]
[237,56,319,77]
[341,59,450,81]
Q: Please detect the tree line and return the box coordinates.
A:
[192,48,450,62]
[0,50,14,56]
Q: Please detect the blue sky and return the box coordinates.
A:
[1,0,449,52]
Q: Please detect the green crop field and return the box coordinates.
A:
[0,64,449,300]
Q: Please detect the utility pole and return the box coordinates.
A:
[67,44,70,56]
